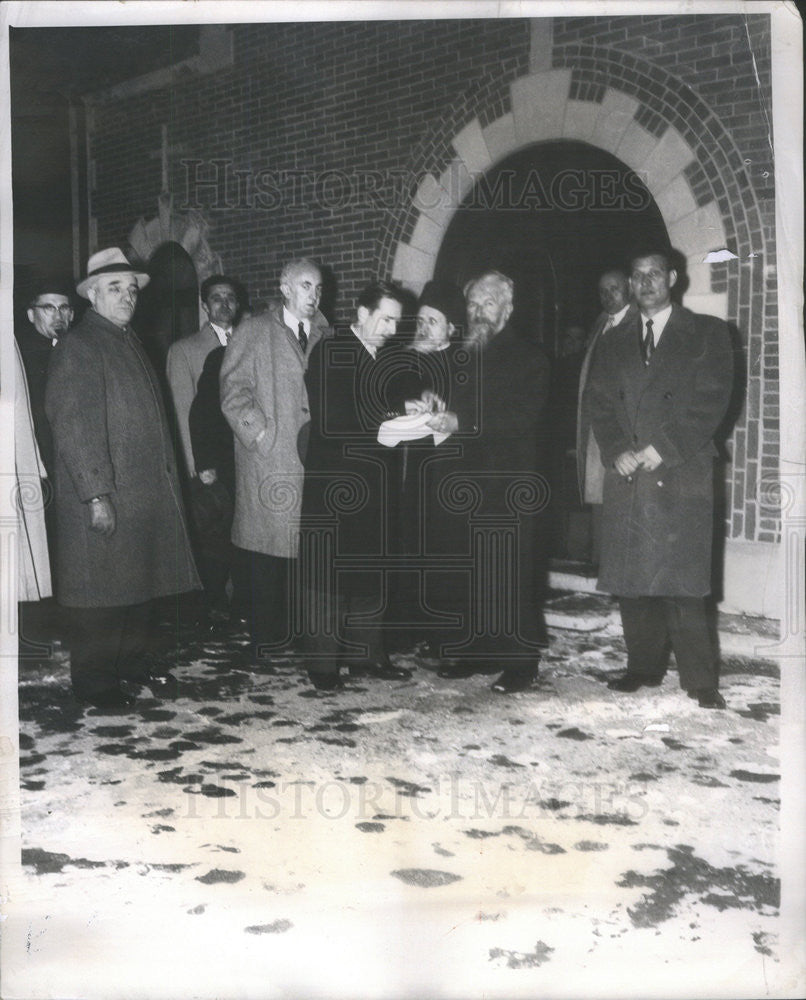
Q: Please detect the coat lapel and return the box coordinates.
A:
[638,304,693,393]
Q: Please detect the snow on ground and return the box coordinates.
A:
[2,613,785,999]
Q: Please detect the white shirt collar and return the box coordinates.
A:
[608,303,631,328]
[209,321,231,346]
[351,324,376,359]
[641,303,673,344]
[283,306,310,339]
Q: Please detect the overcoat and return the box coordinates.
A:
[16,322,57,475]
[301,329,396,572]
[576,304,637,504]
[44,308,200,607]
[220,303,329,559]
[15,339,52,601]
[586,303,733,597]
[166,321,221,476]
[439,324,551,652]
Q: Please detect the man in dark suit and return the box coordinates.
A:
[576,269,635,563]
[17,279,75,480]
[427,270,550,694]
[167,275,243,478]
[586,248,734,709]
[301,280,414,690]
[167,274,243,622]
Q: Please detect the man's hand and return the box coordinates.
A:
[198,469,218,485]
[634,445,662,471]
[614,451,641,477]
[427,410,458,435]
[88,496,116,536]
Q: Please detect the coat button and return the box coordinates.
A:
[664,391,672,399]
[657,480,664,487]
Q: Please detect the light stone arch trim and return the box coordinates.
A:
[392,69,728,319]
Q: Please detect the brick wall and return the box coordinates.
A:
[88,14,776,545]
[92,19,530,316]
[551,13,777,542]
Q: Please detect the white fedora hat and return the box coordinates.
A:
[77,247,150,299]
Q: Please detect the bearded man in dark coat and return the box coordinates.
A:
[586,248,733,710]
[45,248,200,710]
[426,270,551,694]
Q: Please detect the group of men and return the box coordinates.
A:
[17,241,733,712]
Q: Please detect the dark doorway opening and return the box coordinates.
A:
[433,139,670,570]
[133,241,200,376]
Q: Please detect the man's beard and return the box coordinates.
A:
[467,318,497,346]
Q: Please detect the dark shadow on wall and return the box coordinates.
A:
[711,320,748,604]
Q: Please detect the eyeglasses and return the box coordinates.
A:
[34,303,74,317]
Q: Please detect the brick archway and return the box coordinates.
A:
[385,64,763,317]
[381,52,776,550]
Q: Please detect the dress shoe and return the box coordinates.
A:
[307,670,343,691]
[79,688,135,711]
[695,688,726,709]
[145,672,178,699]
[490,668,539,694]
[607,673,663,693]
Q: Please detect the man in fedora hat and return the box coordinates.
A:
[45,248,200,710]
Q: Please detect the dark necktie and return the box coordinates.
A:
[642,318,654,365]
[298,321,308,353]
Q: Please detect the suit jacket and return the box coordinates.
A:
[45,309,200,607]
[587,303,733,597]
[220,302,330,558]
[166,321,223,476]
[189,346,234,495]
[576,304,637,503]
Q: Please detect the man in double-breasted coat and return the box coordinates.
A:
[45,248,200,710]
[220,258,330,667]
[586,248,733,709]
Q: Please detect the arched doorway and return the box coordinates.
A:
[433,140,670,566]
[433,140,668,347]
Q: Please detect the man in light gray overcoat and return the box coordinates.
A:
[220,257,330,667]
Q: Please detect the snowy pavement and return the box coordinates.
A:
[1,600,791,999]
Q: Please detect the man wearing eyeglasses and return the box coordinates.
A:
[16,279,75,478]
